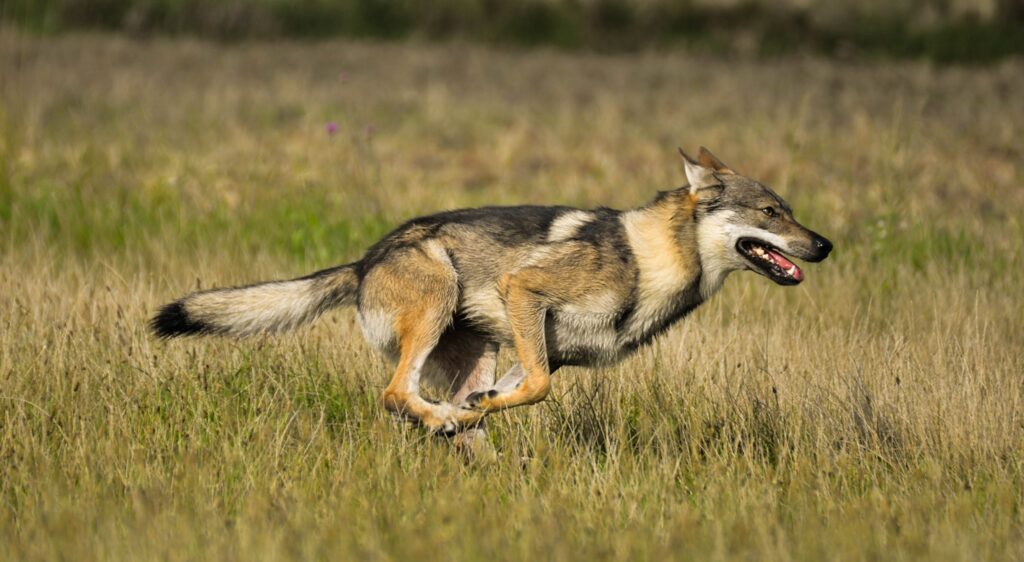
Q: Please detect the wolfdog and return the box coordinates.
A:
[152,148,832,439]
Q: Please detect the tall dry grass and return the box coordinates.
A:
[1,32,1022,561]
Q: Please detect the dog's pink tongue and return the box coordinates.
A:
[767,250,804,281]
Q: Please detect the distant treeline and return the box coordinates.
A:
[4,0,1024,62]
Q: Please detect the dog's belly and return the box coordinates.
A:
[545,311,624,367]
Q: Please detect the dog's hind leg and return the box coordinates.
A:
[364,241,482,433]
[381,330,456,433]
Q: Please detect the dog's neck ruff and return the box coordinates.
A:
[619,193,705,343]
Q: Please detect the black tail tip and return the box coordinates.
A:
[150,300,207,338]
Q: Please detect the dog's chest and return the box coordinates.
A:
[619,281,702,346]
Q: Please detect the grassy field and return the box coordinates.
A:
[1,32,1023,561]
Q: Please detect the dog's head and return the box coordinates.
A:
[682,147,832,288]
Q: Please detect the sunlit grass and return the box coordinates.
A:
[1,32,1022,561]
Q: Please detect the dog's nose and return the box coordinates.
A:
[813,235,833,261]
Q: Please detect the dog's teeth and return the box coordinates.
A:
[787,265,797,276]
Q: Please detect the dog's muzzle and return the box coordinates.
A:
[805,233,833,262]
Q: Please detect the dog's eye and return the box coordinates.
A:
[762,207,776,217]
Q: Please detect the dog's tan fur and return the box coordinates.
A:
[152,148,832,438]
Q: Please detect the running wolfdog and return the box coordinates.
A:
[152,148,832,438]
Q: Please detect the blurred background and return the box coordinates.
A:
[4,0,1024,62]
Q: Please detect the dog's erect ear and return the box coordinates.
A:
[679,148,719,194]
[697,146,735,174]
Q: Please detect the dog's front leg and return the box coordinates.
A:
[464,269,552,412]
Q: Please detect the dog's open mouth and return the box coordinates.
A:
[737,238,804,285]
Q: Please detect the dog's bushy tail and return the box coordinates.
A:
[151,264,359,338]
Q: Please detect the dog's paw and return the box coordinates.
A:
[420,414,457,435]
[421,403,486,434]
[463,389,499,410]
[451,404,487,428]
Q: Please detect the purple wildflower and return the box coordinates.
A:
[326,122,339,135]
